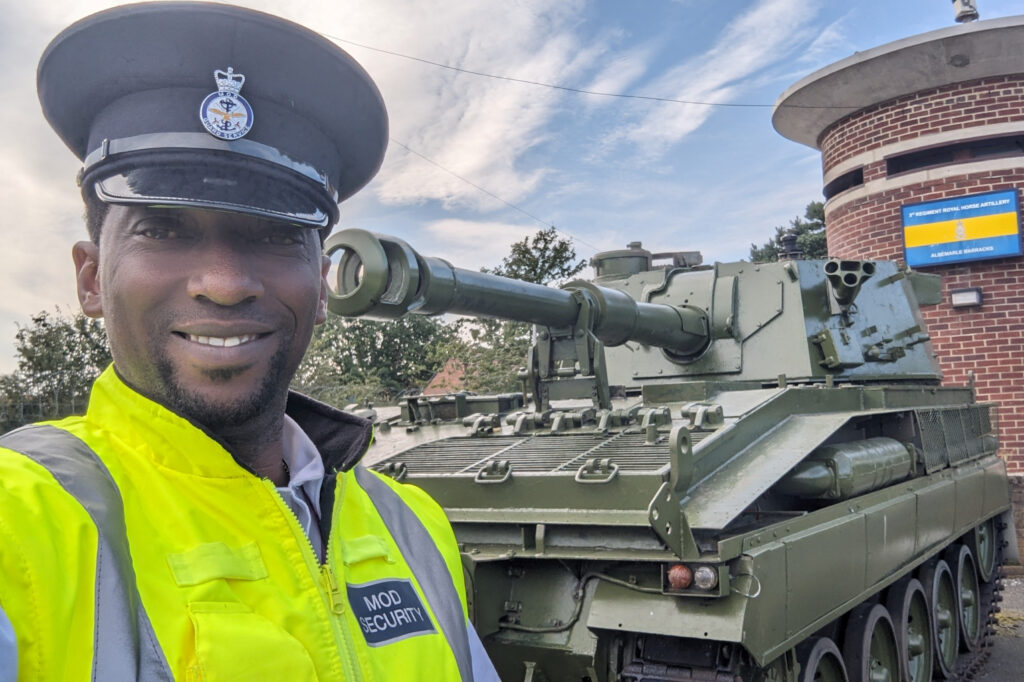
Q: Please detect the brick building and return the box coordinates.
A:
[773,16,1024,475]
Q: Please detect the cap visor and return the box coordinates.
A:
[92,155,333,227]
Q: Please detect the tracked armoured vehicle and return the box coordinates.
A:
[325,229,1018,682]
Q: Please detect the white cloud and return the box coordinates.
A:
[579,45,655,107]
[277,0,597,213]
[601,0,821,158]
[421,219,538,268]
[798,16,850,65]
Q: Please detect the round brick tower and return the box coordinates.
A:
[773,16,1024,478]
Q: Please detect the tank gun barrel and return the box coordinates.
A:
[324,229,709,356]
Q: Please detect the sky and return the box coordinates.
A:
[0,0,1021,373]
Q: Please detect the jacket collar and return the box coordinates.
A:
[86,366,372,477]
[285,391,371,473]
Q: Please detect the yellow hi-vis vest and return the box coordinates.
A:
[0,368,472,680]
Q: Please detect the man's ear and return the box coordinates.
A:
[72,241,103,318]
[315,254,330,325]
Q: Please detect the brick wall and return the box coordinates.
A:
[820,75,1024,172]
[821,77,1024,475]
[827,173,1024,259]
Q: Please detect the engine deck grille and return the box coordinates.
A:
[372,430,712,476]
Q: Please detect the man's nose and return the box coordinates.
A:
[186,241,264,305]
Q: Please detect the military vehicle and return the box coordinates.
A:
[325,228,1018,682]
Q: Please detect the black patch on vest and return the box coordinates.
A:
[347,578,436,646]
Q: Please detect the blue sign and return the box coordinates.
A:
[902,189,1021,267]
[347,578,436,646]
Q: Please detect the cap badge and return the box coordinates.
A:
[199,67,254,140]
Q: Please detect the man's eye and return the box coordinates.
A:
[133,216,186,239]
[142,226,177,239]
[261,230,301,246]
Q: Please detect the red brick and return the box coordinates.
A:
[819,73,1024,455]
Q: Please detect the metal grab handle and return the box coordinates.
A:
[475,460,513,484]
[731,570,762,599]
[574,458,619,484]
[379,461,407,482]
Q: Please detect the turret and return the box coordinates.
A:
[324,230,943,410]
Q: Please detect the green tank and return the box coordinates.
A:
[325,229,1018,682]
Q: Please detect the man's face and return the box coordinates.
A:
[73,204,329,430]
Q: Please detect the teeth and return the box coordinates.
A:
[186,334,257,347]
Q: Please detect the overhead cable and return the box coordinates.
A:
[326,34,850,110]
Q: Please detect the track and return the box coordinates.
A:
[952,566,1005,682]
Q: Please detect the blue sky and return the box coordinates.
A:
[0,0,1021,372]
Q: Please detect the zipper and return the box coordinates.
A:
[262,478,361,681]
[320,486,363,681]
[320,563,345,614]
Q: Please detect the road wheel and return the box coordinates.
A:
[920,559,958,678]
[842,603,900,682]
[945,544,982,651]
[885,577,933,682]
[796,636,848,682]
[968,517,998,583]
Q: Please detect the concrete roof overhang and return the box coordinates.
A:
[772,15,1024,150]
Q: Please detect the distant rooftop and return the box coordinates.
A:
[773,15,1024,149]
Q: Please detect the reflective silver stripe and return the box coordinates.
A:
[354,466,474,681]
[0,425,173,681]
[0,602,16,682]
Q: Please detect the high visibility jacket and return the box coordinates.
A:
[0,368,473,680]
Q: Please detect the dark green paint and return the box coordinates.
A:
[330,232,1015,681]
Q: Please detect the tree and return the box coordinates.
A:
[484,226,586,285]
[446,227,586,393]
[293,314,454,405]
[749,201,827,262]
[0,373,31,433]
[1,309,112,428]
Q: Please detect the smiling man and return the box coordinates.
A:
[74,205,328,483]
[0,3,496,680]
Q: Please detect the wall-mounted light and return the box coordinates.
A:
[950,287,983,308]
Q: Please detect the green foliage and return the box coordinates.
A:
[483,226,586,285]
[0,309,111,430]
[441,318,532,394]
[749,201,827,263]
[446,227,585,393]
[293,315,454,405]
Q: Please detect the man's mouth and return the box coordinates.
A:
[185,333,260,348]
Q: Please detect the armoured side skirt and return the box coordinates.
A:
[583,454,1011,666]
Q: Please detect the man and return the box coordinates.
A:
[0,3,497,680]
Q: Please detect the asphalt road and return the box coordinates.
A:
[979,574,1024,681]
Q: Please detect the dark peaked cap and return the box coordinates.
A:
[38,1,388,227]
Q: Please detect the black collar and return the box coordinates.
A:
[285,391,372,473]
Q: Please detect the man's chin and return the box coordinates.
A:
[198,364,252,384]
[156,352,292,431]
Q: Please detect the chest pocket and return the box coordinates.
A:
[170,543,319,682]
[187,602,318,682]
